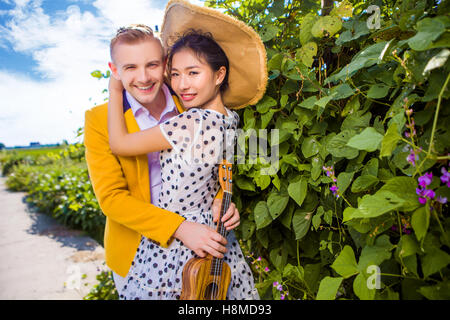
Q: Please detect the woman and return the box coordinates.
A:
[108,0,267,300]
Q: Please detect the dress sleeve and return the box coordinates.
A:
[159,108,202,159]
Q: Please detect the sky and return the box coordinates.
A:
[0,0,203,147]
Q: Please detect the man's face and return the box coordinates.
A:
[109,38,165,109]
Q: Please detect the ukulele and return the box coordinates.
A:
[180,159,233,300]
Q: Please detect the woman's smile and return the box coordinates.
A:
[180,93,197,101]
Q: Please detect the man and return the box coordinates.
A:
[84,24,239,294]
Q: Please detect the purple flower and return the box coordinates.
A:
[416,187,436,204]
[436,196,447,204]
[407,149,419,166]
[423,189,435,199]
[441,167,450,187]
[330,185,338,192]
[418,172,433,188]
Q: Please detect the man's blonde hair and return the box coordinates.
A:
[110,24,162,61]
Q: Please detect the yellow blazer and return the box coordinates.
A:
[84,91,223,277]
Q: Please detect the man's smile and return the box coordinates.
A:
[135,83,155,92]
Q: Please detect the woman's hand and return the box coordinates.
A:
[109,76,124,95]
[211,198,240,231]
[173,220,227,258]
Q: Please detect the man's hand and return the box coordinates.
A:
[211,198,240,231]
[173,221,227,258]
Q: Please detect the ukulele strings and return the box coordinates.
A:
[212,165,231,299]
[214,191,229,298]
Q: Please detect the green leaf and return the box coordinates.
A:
[270,247,287,271]
[353,272,376,300]
[396,234,420,259]
[349,190,406,220]
[299,13,316,45]
[379,177,420,212]
[288,178,307,206]
[411,206,430,242]
[315,95,334,109]
[408,17,446,51]
[367,84,390,99]
[316,277,343,300]
[358,235,394,272]
[299,96,318,109]
[268,53,283,70]
[283,263,304,282]
[330,0,353,18]
[380,123,401,157]
[260,109,275,129]
[419,282,450,300]
[292,209,312,240]
[259,24,280,42]
[325,41,388,84]
[341,96,360,117]
[254,201,272,230]
[234,176,255,191]
[256,96,277,113]
[267,192,289,219]
[301,137,320,158]
[421,248,450,278]
[337,171,355,195]
[254,174,271,190]
[327,131,359,159]
[296,41,317,68]
[331,245,359,278]
[330,83,355,100]
[351,175,379,193]
[311,16,342,38]
[346,127,383,152]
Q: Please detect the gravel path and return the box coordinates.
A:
[0,177,107,299]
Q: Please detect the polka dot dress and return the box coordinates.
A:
[116,107,260,300]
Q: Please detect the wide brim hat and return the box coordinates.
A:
[161,0,267,110]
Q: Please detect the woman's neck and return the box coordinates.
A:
[199,93,227,116]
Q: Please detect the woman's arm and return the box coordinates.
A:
[107,77,171,156]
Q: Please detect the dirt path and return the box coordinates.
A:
[0,177,107,299]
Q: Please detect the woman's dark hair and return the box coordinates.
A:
[167,30,229,93]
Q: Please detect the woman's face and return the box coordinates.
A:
[170,48,225,109]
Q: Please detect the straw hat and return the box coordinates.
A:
[161,0,268,110]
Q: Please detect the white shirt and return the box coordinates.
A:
[125,84,179,205]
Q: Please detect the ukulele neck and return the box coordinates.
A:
[210,190,232,275]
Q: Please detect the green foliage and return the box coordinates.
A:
[1,143,105,244]
[208,0,450,300]
[83,269,118,300]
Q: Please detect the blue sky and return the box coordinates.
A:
[0,0,201,147]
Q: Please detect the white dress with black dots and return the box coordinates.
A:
[116,107,260,300]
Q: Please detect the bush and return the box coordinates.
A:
[83,269,118,300]
[207,0,450,300]
[2,144,105,244]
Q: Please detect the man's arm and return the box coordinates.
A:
[84,107,185,247]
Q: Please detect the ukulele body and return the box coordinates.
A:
[180,256,231,300]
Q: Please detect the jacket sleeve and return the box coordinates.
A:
[83,107,185,247]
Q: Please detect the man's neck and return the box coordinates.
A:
[142,87,167,121]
